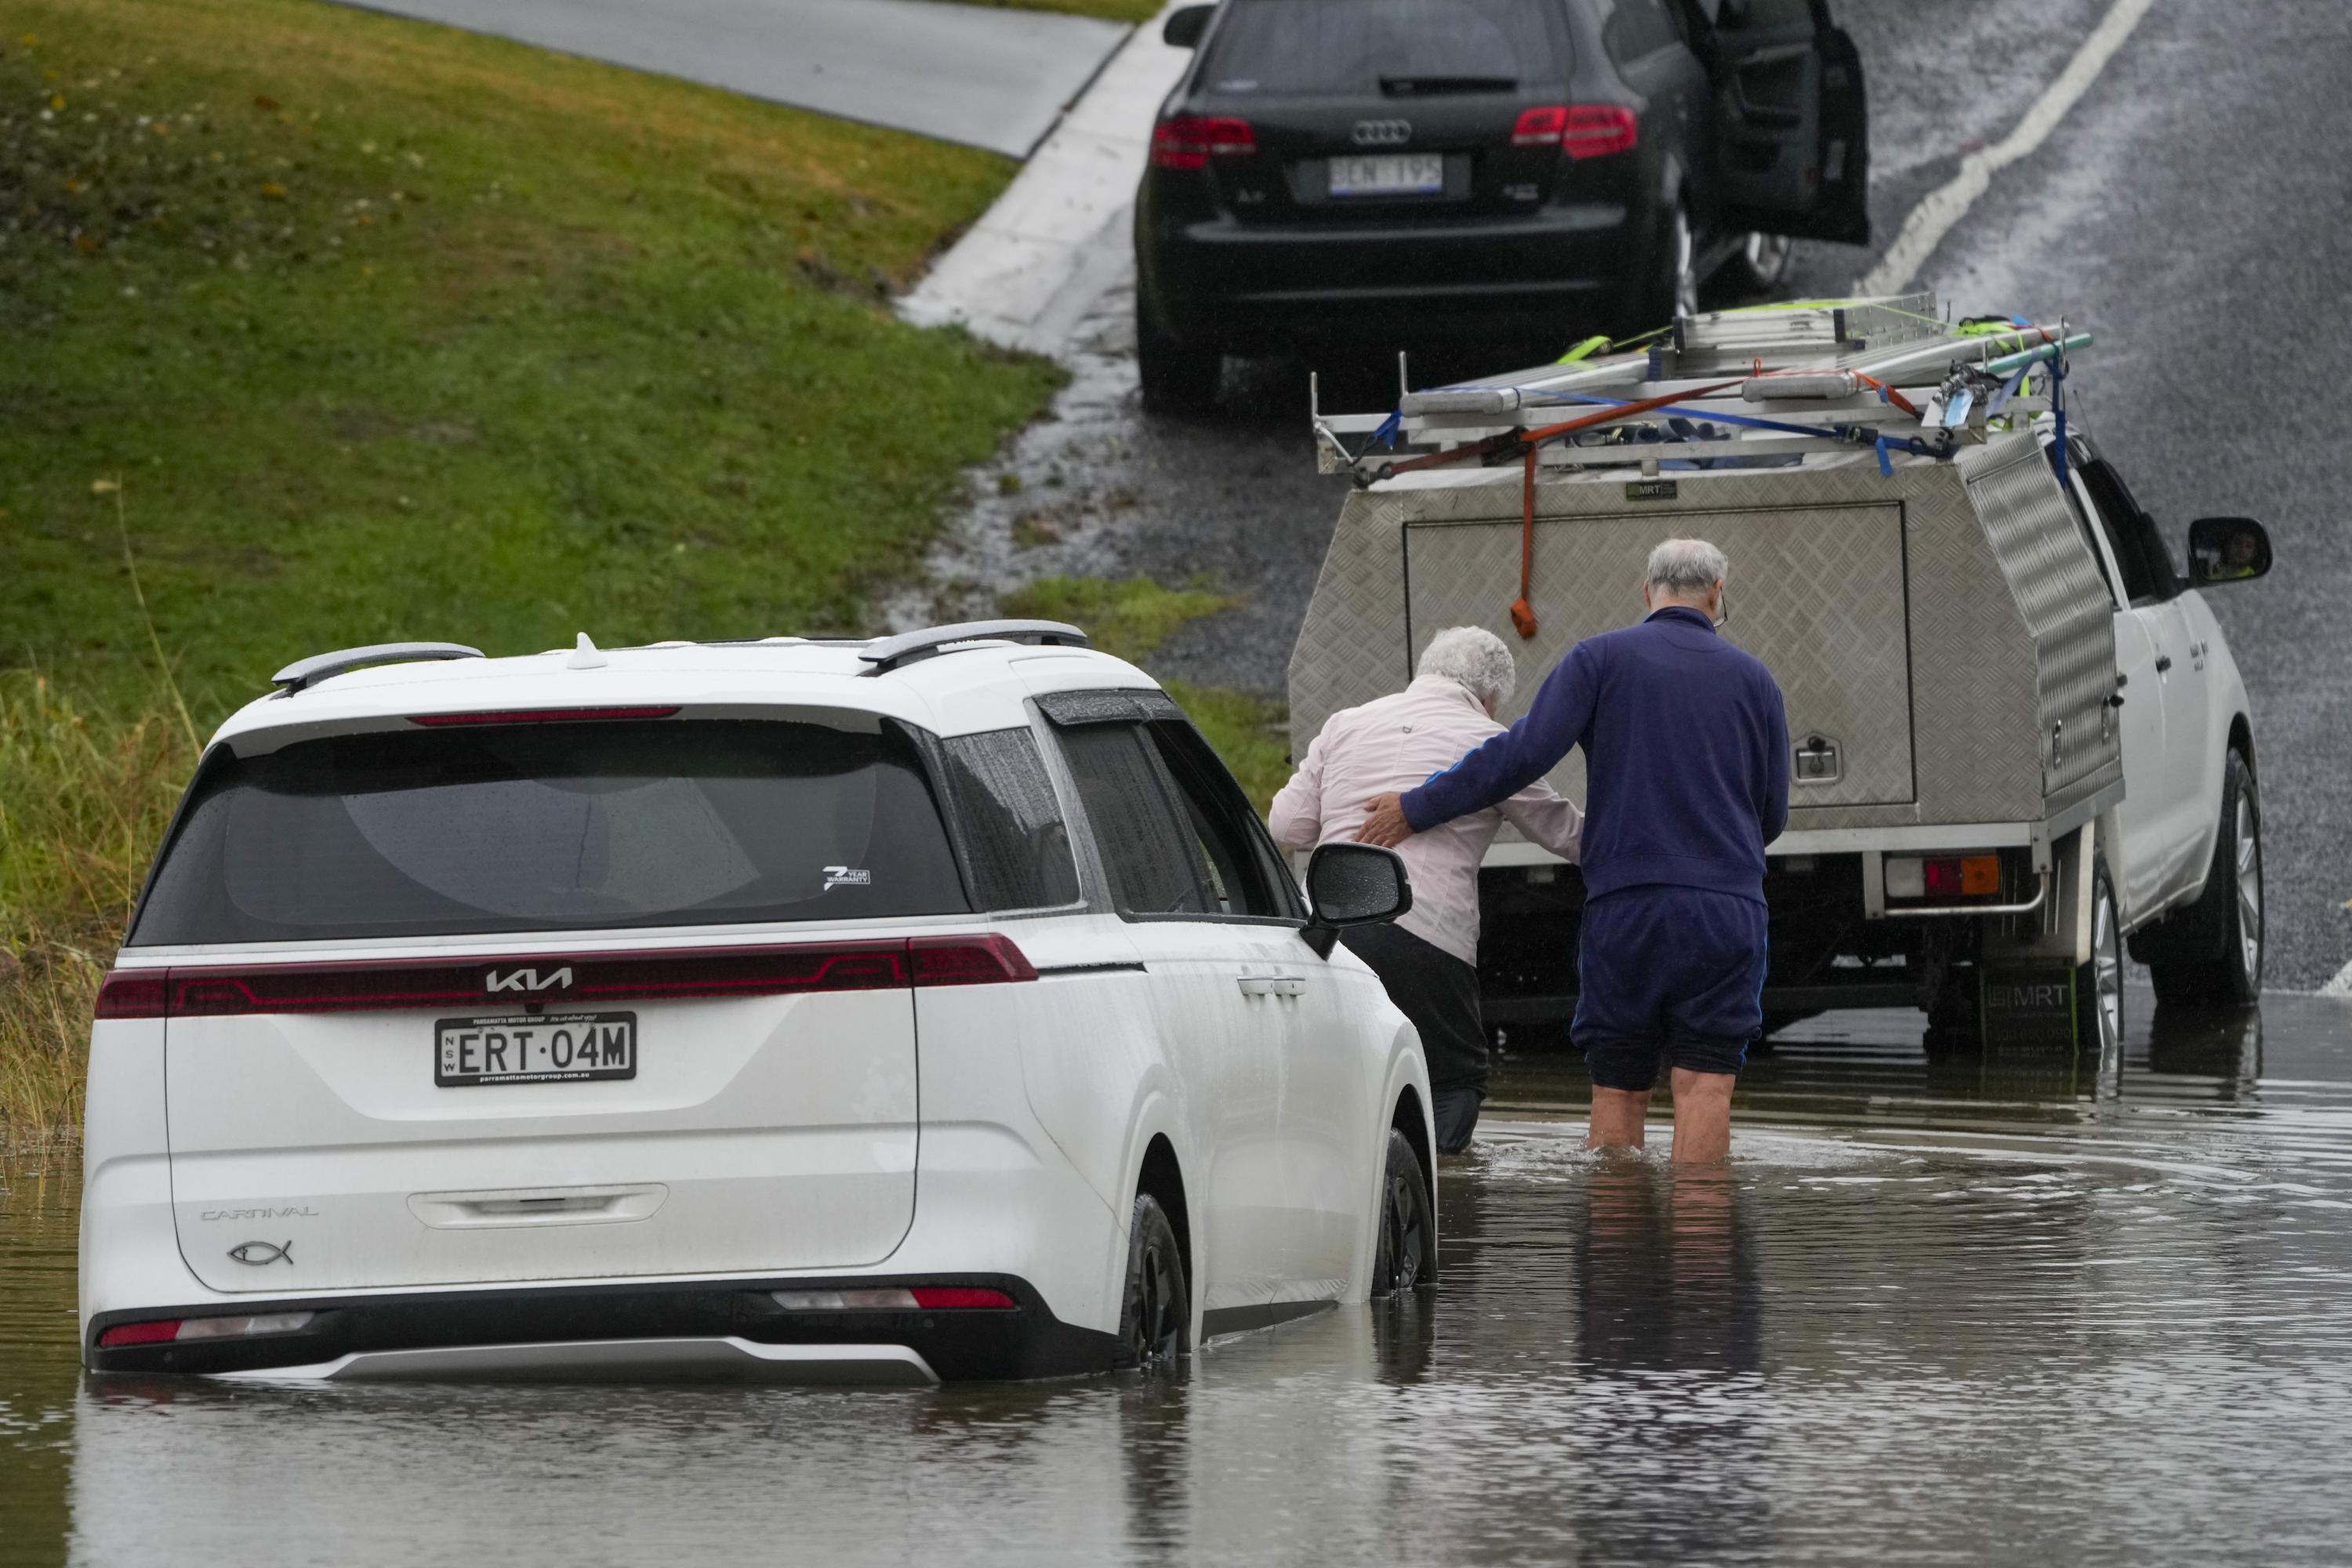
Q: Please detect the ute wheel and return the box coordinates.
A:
[1136,303,1221,415]
[2077,852,2124,1062]
[1370,1127,1435,1297]
[2140,751,2263,1007]
[1114,1192,1189,1373]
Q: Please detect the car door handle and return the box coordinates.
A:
[2155,654,2173,673]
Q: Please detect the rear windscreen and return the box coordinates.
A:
[1199,0,1569,97]
[129,719,971,945]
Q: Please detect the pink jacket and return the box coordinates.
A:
[1269,676,1582,966]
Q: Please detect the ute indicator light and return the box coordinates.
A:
[1151,114,1255,170]
[1886,855,2002,902]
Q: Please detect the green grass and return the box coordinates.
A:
[1003,575,1293,811]
[0,0,1071,1131]
[939,0,1167,24]
[1,0,1060,718]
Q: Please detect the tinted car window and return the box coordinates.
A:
[1054,724,1215,917]
[1602,0,1681,63]
[935,728,1082,911]
[1145,720,1299,920]
[2077,460,2172,604]
[1200,0,1569,97]
[131,719,968,944]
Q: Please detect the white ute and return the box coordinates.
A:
[81,622,1437,1383]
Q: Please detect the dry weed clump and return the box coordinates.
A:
[0,675,194,1134]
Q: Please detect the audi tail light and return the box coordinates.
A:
[1151,114,1255,170]
[1559,104,1639,159]
[1512,106,1569,147]
[93,936,1034,1020]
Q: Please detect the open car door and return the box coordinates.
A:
[1693,0,1868,245]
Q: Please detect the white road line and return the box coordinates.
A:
[1856,0,2159,297]
[2321,957,2352,1000]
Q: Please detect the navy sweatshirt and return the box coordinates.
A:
[1402,607,1790,906]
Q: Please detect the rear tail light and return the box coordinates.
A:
[1559,104,1639,159]
[1512,105,1569,147]
[98,1312,314,1348]
[911,934,1040,986]
[771,1287,1016,1312]
[1151,114,1255,170]
[95,935,1034,1020]
[1885,855,2002,901]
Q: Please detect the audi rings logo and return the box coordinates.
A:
[1351,118,1412,147]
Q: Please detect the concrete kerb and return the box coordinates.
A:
[899,2,1192,357]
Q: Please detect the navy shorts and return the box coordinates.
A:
[1573,886,1769,1091]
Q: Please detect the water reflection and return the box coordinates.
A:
[10,987,2352,1566]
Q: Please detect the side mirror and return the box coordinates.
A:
[1162,4,1213,49]
[1301,844,1412,956]
[2187,516,2271,587]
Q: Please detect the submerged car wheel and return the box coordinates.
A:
[1370,1128,1434,1297]
[2142,750,2263,1007]
[1726,231,1795,292]
[1115,1192,1189,1373]
[2076,854,2124,1062]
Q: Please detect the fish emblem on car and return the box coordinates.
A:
[227,1240,295,1266]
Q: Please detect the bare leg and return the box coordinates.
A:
[1668,1068,1736,1164]
[1587,1086,1651,1152]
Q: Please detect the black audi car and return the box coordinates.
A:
[1133,0,1870,409]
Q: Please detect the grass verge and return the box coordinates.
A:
[1001,575,1292,811]
[942,0,1166,22]
[0,0,1065,1131]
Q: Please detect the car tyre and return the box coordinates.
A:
[1725,231,1795,293]
[2139,750,2263,1007]
[1114,1192,1189,1373]
[1370,1127,1435,1296]
[1136,303,1221,415]
[1619,195,1699,339]
[2077,851,2124,1062]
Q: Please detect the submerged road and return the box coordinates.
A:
[925,0,2352,992]
[9,988,2352,1563]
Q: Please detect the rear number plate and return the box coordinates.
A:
[1329,154,1443,197]
[435,1012,637,1087]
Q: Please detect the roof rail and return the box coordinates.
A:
[858,620,1088,675]
[271,641,485,694]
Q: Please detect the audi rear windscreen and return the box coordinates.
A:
[1199,0,1570,97]
[129,718,971,944]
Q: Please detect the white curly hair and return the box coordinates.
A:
[1417,626,1518,710]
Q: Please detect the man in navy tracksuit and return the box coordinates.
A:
[1358,539,1788,1163]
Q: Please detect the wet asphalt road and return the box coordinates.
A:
[922,0,2352,992]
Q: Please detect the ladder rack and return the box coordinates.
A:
[1311,296,2088,486]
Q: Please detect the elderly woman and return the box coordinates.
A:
[1271,626,1582,1153]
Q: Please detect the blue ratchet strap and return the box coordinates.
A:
[1986,364,2031,418]
[2047,352,2070,490]
[1373,408,1403,448]
[1535,390,1839,443]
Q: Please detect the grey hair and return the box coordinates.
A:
[1646,536,1728,597]
[1417,626,1518,708]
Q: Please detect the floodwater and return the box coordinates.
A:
[6,986,2352,1566]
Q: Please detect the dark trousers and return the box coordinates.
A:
[1342,922,1488,1098]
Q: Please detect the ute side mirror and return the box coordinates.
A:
[1162,4,1214,49]
[2187,516,2272,587]
[1301,843,1412,957]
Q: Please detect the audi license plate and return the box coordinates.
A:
[1329,154,1443,198]
[435,1012,637,1087]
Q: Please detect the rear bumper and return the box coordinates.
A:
[85,1273,1119,1383]
[1140,203,1640,348]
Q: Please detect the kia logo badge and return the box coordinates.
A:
[1351,118,1412,147]
[486,966,574,993]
